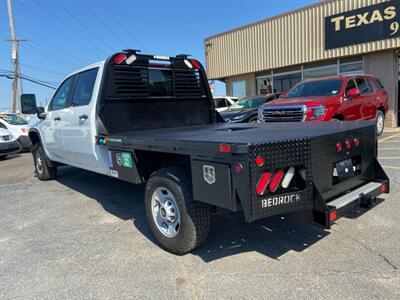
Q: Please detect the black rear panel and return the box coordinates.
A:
[249,138,314,221]
[310,123,376,203]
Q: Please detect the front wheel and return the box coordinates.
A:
[144,166,211,255]
[248,116,258,123]
[0,155,7,160]
[375,110,385,136]
[32,143,57,180]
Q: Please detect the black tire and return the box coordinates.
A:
[248,116,258,123]
[0,155,7,160]
[375,110,385,136]
[144,166,211,255]
[32,143,57,180]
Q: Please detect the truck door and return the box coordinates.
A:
[343,79,362,120]
[61,68,99,168]
[40,75,76,161]
[355,77,375,120]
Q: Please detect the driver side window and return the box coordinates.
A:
[49,76,76,111]
[345,79,356,95]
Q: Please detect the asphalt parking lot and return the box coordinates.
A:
[0,132,399,299]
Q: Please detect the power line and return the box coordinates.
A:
[19,63,66,76]
[99,0,149,52]
[55,0,116,52]
[19,0,107,59]
[0,74,57,89]
[21,43,77,70]
[0,15,89,66]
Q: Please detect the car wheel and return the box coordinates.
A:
[32,143,57,180]
[0,155,7,160]
[249,117,258,123]
[144,166,211,255]
[375,110,385,136]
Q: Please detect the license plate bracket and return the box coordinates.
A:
[335,158,354,181]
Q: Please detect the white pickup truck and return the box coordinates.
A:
[21,50,389,254]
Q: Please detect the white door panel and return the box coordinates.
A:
[61,68,99,168]
[40,110,66,160]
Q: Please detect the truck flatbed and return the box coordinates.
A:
[106,121,373,154]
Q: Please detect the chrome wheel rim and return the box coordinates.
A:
[151,187,181,238]
[36,153,43,174]
[376,114,384,134]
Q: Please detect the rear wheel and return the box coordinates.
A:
[0,155,7,160]
[249,116,258,123]
[144,166,211,255]
[32,143,57,180]
[375,110,385,136]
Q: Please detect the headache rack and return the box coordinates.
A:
[97,49,217,135]
[105,50,208,100]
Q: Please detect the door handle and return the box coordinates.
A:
[79,114,88,120]
[54,117,61,121]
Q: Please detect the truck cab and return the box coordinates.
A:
[258,75,389,135]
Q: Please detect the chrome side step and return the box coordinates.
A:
[328,182,381,209]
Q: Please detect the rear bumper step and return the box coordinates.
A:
[328,182,382,209]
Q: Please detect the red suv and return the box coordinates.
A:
[258,75,388,135]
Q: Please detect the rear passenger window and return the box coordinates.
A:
[215,98,227,108]
[72,68,98,107]
[355,78,373,94]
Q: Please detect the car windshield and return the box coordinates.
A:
[287,80,343,98]
[229,97,264,110]
[0,114,28,125]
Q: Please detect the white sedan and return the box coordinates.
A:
[214,96,238,112]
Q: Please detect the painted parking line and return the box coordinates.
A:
[378,148,400,150]
[378,133,400,144]
[381,165,400,170]
[378,157,400,159]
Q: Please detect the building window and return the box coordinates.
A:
[303,64,337,80]
[272,72,302,93]
[232,80,246,98]
[340,59,363,75]
[257,76,273,95]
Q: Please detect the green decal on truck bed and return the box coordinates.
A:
[116,152,133,168]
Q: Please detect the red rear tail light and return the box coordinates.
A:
[218,144,231,153]
[345,139,352,149]
[381,182,389,193]
[114,53,127,64]
[336,142,343,152]
[256,172,272,196]
[329,210,337,222]
[255,156,265,167]
[234,163,243,174]
[190,59,201,69]
[269,169,284,193]
[353,137,360,147]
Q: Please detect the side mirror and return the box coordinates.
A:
[20,94,38,114]
[347,88,361,98]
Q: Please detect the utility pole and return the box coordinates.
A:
[6,0,22,113]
